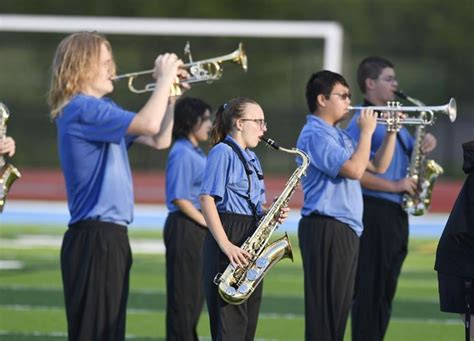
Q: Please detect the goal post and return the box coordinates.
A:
[0,14,343,72]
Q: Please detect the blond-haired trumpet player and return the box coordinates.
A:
[48,31,189,341]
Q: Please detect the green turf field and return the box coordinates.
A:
[0,225,464,340]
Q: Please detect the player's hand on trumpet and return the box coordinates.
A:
[358,108,377,135]
[153,53,191,92]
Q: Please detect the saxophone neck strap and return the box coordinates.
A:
[222,139,261,222]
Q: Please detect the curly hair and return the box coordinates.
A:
[48,32,115,119]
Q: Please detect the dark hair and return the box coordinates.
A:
[305,70,349,113]
[172,97,212,139]
[210,97,258,145]
[357,56,394,93]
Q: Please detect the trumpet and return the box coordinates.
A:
[348,98,457,131]
[113,42,248,96]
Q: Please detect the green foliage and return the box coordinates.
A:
[0,0,472,176]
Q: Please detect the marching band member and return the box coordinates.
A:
[346,57,437,341]
[296,70,396,341]
[48,31,187,341]
[435,140,474,341]
[164,97,212,341]
[199,97,288,341]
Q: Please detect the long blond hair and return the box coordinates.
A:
[48,32,115,119]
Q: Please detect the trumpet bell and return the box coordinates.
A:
[235,42,248,72]
[446,98,457,122]
[349,97,457,127]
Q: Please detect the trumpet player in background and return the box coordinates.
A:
[0,136,15,157]
[297,70,397,341]
[346,56,437,341]
[48,31,188,341]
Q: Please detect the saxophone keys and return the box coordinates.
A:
[238,283,250,294]
[256,257,269,269]
[246,269,260,281]
[225,286,237,296]
[213,273,222,285]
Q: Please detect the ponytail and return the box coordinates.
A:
[210,97,258,146]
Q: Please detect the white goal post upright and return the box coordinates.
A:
[0,14,343,73]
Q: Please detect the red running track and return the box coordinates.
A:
[8,168,462,213]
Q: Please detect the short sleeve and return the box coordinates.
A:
[200,145,231,200]
[75,96,135,144]
[307,130,351,179]
[167,149,194,202]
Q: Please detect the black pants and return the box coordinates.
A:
[164,211,207,341]
[61,220,132,341]
[298,214,359,341]
[202,213,263,341]
[351,196,408,341]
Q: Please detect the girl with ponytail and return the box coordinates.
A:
[199,97,285,340]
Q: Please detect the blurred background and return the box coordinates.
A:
[1,2,473,340]
[1,0,473,180]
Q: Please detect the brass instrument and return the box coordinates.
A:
[214,137,309,305]
[395,91,454,215]
[348,98,457,131]
[114,42,248,96]
[0,103,21,213]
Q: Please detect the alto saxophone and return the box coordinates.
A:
[396,91,443,216]
[0,103,21,213]
[214,137,310,305]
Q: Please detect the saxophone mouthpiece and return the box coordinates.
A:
[394,90,408,100]
[260,136,280,150]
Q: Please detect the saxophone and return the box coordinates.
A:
[395,91,443,216]
[214,137,310,305]
[0,103,21,213]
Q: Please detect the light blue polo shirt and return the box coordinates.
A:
[297,115,363,236]
[346,108,414,205]
[166,138,206,212]
[56,94,136,226]
[200,135,266,216]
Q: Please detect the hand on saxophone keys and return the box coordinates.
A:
[394,177,417,196]
[222,240,251,268]
[277,206,290,224]
[0,136,16,157]
[421,133,437,153]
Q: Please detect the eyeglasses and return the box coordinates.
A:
[240,118,267,129]
[330,92,352,101]
[379,76,397,83]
